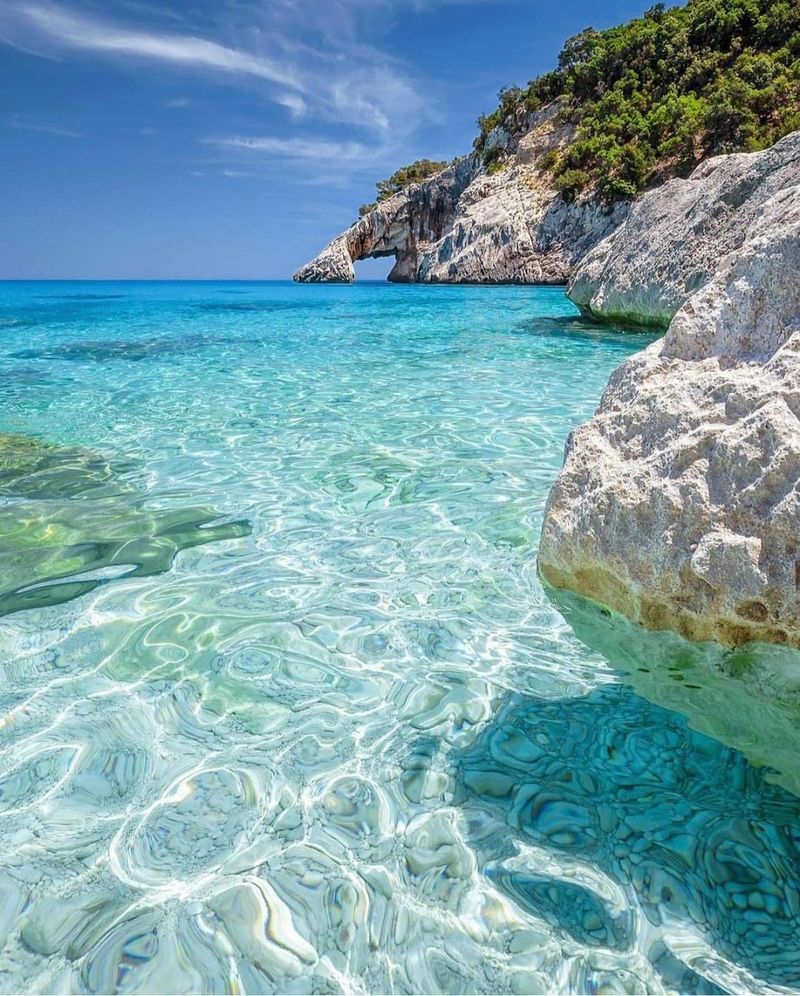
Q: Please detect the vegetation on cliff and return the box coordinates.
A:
[358,159,451,216]
[476,0,800,201]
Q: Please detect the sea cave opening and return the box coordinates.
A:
[354,253,396,282]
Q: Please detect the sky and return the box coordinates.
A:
[1,0,656,279]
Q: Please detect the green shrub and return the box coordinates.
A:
[482,144,508,174]
[473,0,800,201]
[474,87,526,151]
[374,160,450,202]
[537,148,561,172]
[555,168,590,202]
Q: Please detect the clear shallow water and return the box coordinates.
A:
[1,281,800,994]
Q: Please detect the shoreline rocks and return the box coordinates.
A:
[567,131,800,328]
[539,180,800,648]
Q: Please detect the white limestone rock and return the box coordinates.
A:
[292,235,355,284]
[568,131,800,327]
[294,105,625,285]
[294,157,477,283]
[539,184,800,647]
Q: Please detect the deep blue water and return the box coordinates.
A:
[0,281,799,994]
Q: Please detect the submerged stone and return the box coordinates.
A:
[0,433,251,616]
[456,681,800,990]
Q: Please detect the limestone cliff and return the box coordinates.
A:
[539,180,800,647]
[294,106,626,284]
[567,131,800,327]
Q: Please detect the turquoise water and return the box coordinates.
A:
[1,280,800,994]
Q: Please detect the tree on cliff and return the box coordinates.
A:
[476,0,800,201]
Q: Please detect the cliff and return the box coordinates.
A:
[297,0,797,290]
[567,132,800,327]
[539,176,800,647]
[294,106,626,285]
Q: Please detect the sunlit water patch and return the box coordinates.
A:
[0,281,799,995]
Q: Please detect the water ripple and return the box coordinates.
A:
[0,281,797,994]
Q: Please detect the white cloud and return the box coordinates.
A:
[276,92,307,119]
[1,0,446,193]
[207,135,377,164]
[7,117,83,137]
[0,2,430,136]
[9,3,304,88]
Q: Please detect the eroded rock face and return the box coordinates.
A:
[539,184,800,648]
[294,106,625,284]
[294,157,479,283]
[568,131,800,327]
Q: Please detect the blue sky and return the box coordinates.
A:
[1,0,654,279]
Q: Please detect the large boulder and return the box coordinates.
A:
[539,183,800,647]
[567,131,800,327]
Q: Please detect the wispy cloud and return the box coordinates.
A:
[1,0,446,201]
[5,3,303,88]
[207,135,378,164]
[7,117,83,137]
[0,2,429,136]
[276,92,307,120]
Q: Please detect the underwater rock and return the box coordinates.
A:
[550,588,800,797]
[0,433,251,615]
[456,678,800,990]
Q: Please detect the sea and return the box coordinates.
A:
[0,280,799,994]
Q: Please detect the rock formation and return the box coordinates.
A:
[539,180,800,647]
[568,131,800,327]
[298,98,800,651]
[294,106,627,284]
[294,156,477,283]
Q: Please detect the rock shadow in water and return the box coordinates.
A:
[9,331,241,363]
[36,293,127,301]
[196,300,329,314]
[550,588,800,797]
[453,680,800,992]
[0,367,69,401]
[514,313,660,349]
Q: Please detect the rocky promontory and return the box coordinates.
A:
[294,106,627,285]
[567,132,800,327]
[539,177,800,647]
